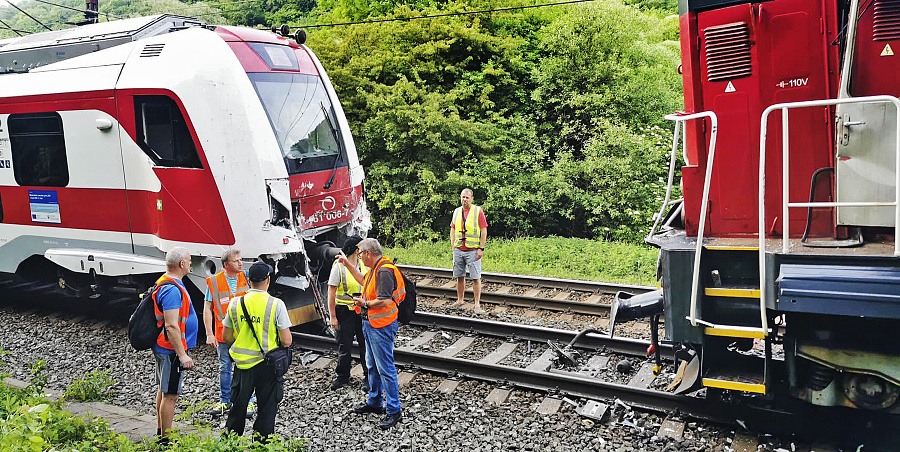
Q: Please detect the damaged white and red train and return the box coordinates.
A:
[0,15,369,329]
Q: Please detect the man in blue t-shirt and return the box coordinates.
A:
[153,247,198,442]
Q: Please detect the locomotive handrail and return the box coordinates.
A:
[661,111,718,328]
[758,95,900,334]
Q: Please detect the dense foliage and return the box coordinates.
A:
[306,0,682,243]
[0,0,682,244]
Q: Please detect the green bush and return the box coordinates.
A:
[64,369,117,402]
[306,0,682,244]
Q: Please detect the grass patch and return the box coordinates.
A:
[386,236,658,286]
[0,350,305,451]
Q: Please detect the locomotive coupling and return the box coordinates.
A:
[305,241,342,267]
[607,290,664,338]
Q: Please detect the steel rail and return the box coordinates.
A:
[416,285,614,315]
[410,311,671,358]
[292,332,699,414]
[397,264,655,295]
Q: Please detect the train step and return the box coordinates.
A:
[703,286,760,298]
[702,245,759,251]
[699,246,760,291]
[704,325,766,339]
[702,350,767,394]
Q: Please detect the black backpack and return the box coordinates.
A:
[397,271,417,324]
[128,281,175,351]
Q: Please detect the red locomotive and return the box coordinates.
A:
[617,0,900,426]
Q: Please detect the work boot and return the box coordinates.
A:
[208,402,230,418]
[379,412,402,430]
[353,403,385,414]
[330,378,350,391]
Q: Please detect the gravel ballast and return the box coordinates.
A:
[0,305,821,451]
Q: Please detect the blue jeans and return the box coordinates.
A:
[217,342,233,404]
[218,342,255,405]
[363,319,401,415]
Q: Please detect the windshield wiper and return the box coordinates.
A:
[322,103,344,190]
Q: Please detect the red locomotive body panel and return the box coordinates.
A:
[681,0,840,238]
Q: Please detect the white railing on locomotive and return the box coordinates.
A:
[647,111,717,239]
[757,95,900,330]
[660,111,718,329]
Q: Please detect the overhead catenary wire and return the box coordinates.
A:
[3,0,53,30]
[0,17,25,35]
[30,0,126,20]
[4,0,598,37]
[162,0,266,15]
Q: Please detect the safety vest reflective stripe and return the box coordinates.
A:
[152,275,191,351]
[333,260,367,306]
[453,205,482,248]
[362,257,406,328]
[228,293,280,370]
[367,305,398,321]
[229,346,264,367]
[206,272,249,343]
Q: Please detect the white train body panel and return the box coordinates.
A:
[0,16,368,324]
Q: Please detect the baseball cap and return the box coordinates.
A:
[248,261,273,282]
[341,236,364,255]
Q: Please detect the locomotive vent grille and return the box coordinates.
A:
[873,0,900,41]
[140,44,165,57]
[703,22,752,82]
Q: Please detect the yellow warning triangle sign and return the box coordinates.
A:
[725,81,736,93]
[882,43,894,57]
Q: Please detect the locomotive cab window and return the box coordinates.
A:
[9,112,70,187]
[134,96,202,169]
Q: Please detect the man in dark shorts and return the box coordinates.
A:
[152,247,198,441]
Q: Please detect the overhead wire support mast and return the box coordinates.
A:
[4,0,53,30]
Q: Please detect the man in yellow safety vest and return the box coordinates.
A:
[327,236,369,390]
[450,188,488,312]
[222,261,292,438]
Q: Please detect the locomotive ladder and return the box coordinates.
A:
[665,112,771,393]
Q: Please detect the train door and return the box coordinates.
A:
[115,90,235,256]
[692,0,835,236]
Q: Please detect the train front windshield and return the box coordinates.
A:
[249,72,347,175]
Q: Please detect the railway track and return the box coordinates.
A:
[293,310,818,436]
[295,311,692,413]
[398,264,655,316]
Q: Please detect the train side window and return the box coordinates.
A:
[8,112,70,187]
[134,96,202,169]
